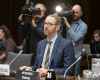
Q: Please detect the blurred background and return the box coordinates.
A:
[0,0,100,43]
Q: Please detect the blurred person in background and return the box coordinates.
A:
[23,3,47,54]
[16,1,34,46]
[0,42,7,63]
[90,29,100,54]
[65,4,87,78]
[16,11,32,46]
[22,3,47,65]
[0,24,17,52]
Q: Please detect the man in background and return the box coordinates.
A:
[23,3,47,53]
[66,4,87,78]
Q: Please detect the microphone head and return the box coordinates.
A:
[78,56,82,60]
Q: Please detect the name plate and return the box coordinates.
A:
[0,64,10,76]
[92,58,100,74]
[16,70,40,80]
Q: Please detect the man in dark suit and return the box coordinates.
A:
[33,15,75,78]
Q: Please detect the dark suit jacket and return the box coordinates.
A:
[23,17,45,53]
[90,40,100,54]
[33,35,75,75]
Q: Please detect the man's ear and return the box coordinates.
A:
[56,25,60,32]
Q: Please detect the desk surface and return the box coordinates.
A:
[0,75,76,80]
[0,76,15,80]
[56,75,76,80]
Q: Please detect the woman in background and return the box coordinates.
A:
[0,24,17,52]
[0,42,7,63]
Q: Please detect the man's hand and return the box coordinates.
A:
[0,53,6,60]
[32,18,37,27]
[18,14,23,21]
[36,68,48,77]
[63,17,71,28]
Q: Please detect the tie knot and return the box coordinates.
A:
[47,40,52,45]
[75,22,79,25]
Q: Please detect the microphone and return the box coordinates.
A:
[64,56,82,79]
[8,50,23,75]
[9,50,23,65]
[0,50,23,76]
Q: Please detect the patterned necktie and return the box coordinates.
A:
[44,41,52,69]
[74,23,79,32]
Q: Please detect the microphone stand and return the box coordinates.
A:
[64,56,82,80]
[9,50,23,65]
[7,50,23,76]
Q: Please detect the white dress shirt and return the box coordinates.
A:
[42,33,58,68]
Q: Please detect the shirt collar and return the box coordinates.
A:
[73,19,81,24]
[47,33,58,43]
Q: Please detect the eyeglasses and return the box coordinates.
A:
[44,22,57,26]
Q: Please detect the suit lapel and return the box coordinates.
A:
[40,39,47,65]
[49,36,61,65]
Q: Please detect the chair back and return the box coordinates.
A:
[5,52,32,72]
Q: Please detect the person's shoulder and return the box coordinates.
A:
[61,38,73,50]
[58,36,72,45]
[64,39,72,45]
[80,19,87,27]
[6,38,16,44]
[38,39,46,45]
